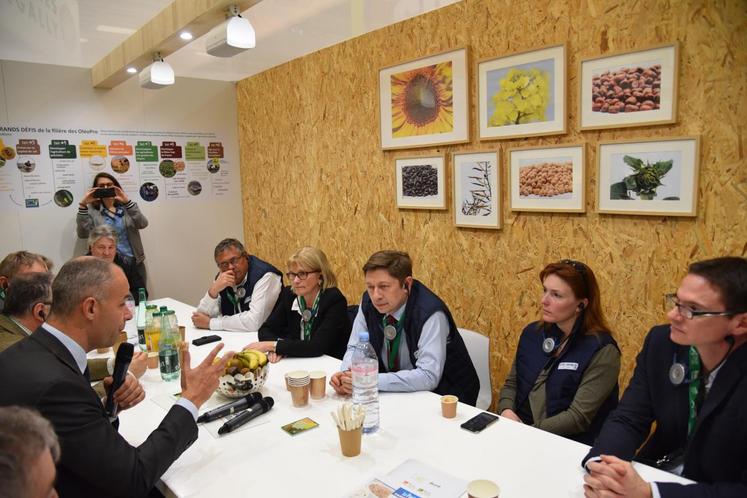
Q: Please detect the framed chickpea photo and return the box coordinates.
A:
[598,137,699,216]
[453,151,501,229]
[395,155,446,210]
[579,43,678,130]
[478,44,566,140]
[509,144,585,213]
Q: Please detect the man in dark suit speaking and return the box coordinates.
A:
[582,256,747,498]
[0,257,233,497]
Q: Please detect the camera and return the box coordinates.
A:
[93,187,116,199]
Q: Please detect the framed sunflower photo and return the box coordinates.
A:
[379,47,470,150]
[478,44,566,140]
[395,155,447,210]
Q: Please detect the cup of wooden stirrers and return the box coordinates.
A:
[332,402,364,457]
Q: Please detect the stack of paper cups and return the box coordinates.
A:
[287,370,310,407]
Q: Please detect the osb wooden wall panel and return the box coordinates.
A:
[237,0,747,404]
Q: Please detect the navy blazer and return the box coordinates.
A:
[584,325,747,497]
[0,327,197,497]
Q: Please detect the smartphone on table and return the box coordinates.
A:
[460,412,499,433]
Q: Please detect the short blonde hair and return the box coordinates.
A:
[287,246,337,290]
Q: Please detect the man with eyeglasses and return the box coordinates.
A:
[582,256,747,498]
[192,238,282,332]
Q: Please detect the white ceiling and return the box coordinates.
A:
[0,0,460,83]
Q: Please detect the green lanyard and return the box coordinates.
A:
[225,290,239,314]
[687,346,702,437]
[383,313,405,371]
[298,292,321,341]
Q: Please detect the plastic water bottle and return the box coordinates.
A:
[158,311,180,381]
[136,288,147,351]
[351,331,379,434]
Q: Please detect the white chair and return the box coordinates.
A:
[458,328,492,410]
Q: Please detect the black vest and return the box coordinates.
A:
[219,255,282,316]
[360,280,480,406]
[515,320,619,444]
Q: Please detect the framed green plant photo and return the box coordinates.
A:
[597,137,699,216]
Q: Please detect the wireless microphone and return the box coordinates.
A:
[104,342,134,418]
[218,397,274,435]
[197,392,263,423]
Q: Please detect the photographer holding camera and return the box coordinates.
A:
[77,172,149,287]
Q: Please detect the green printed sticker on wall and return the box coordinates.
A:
[135,141,158,162]
[185,141,206,161]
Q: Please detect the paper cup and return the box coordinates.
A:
[441,395,458,418]
[309,371,326,399]
[178,325,186,342]
[147,352,159,369]
[289,384,309,407]
[113,331,128,354]
[337,426,362,457]
[467,479,500,498]
[285,373,291,391]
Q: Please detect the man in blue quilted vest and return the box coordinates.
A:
[193,238,282,332]
[331,250,479,405]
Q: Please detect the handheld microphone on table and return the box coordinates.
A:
[104,342,134,418]
[218,397,274,435]
[197,392,263,423]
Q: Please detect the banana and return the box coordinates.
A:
[236,352,258,370]
[242,349,268,367]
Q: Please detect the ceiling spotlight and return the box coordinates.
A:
[126,67,137,74]
[206,4,255,57]
[139,52,174,89]
[180,31,193,41]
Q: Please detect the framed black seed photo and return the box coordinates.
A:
[395,154,446,210]
[379,48,469,150]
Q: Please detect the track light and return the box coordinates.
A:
[206,4,255,57]
[139,52,174,89]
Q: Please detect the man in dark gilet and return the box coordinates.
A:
[193,238,282,332]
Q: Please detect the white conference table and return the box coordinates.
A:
[101,298,692,497]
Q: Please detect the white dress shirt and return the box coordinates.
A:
[340,303,448,392]
[197,272,282,332]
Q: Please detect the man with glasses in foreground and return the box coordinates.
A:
[193,238,282,332]
[583,256,747,497]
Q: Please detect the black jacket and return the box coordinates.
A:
[258,286,350,360]
[0,327,197,497]
[584,325,747,497]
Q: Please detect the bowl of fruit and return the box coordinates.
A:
[216,349,269,399]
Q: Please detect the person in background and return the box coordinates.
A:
[0,272,146,397]
[498,260,620,444]
[247,246,349,361]
[77,172,148,288]
[0,257,233,497]
[193,238,282,332]
[0,251,51,313]
[87,224,147,302]
[0,406,60,498]
[583,257,747,498]
[330,250,480,405]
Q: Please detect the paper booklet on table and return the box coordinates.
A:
[346,459,467,498]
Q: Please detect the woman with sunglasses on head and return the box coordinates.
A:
[77,172,149,286]
[497,260,621,444]
[246,247,350,362]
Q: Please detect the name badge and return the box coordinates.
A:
[558,362,579,371]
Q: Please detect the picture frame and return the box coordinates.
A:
[395,154,447,210]
[579,43,678,130]
[453,151,501,229]
[379,47,469,150]
[478,44,566,140]
[597,137,699,217]
[508,144,585,213]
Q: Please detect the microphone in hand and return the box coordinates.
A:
[104,342,134,418]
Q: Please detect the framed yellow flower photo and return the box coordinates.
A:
[478,44,566,141]
[379,48,469,150]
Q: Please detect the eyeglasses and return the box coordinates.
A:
[664,293,736,320]
[217,255,245,271]
[285,270,319,281]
